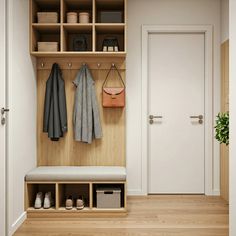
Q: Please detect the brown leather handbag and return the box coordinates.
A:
[102,65,125,108]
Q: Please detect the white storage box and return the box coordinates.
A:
[96,187,121,208]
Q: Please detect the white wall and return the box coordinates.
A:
[221,0,229,42]
[229,1,236,234]
[7,0,37,235]
[126,0,221,195]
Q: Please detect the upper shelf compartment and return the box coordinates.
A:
[95,0,125,23]
[30,0,127,57]
[63,0,93,23]
[31,0,61,23]
[95,24,125,52]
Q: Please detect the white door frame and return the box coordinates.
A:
[141,25,213,195]
[0,0,7,235]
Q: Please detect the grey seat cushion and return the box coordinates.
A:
[25,166,126,181]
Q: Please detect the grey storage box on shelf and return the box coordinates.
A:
[98,11,123,23]
[96,187,121,208]
[37,12,58,23]
[38,42,59,52]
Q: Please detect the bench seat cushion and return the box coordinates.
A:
[25,166,126,181]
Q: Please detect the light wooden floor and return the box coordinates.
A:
[14,195,229,236]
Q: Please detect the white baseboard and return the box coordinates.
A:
[128,189,221,196]
[10,211,26,236]
[212,189,220,196]
[127,189,146,195]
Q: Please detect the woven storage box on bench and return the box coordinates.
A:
[97,187,121,208]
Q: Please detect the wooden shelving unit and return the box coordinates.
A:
[25,181,127,216]
[30,0,127,57]
[28,0,127,217]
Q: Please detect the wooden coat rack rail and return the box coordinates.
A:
[37,57,126,70]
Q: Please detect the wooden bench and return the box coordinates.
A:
[25,166,127,217]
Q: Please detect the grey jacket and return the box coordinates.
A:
[43,63,67,141]
[73,65,102,143]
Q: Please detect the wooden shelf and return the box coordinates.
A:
[32,23,61,27]
[30,51,126,57]
[27,207,56,212]
[63,23,93,29]
[27,207,126,213]
[92,207,126,212]
[32,23,60,32]
[58,207,90,212]
[95,23,125,32]
[30,0,127,56]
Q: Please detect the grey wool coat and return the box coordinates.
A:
[73,64,102,143]
[43,63,67,141]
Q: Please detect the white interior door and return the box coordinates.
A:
[0,0,6,235]
[148,33,205,194]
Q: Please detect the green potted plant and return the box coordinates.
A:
[215,112,229,145]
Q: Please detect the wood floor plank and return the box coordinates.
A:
[14,195,229,236]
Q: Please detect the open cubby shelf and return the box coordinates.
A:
[62,0,93,23]
[30,0,127,57]
[62,24,93,51]
[25,181,127,215]
[25,183,56,209]
[58,183,90,208]
[31,0,61,24]
[95,0,125,23]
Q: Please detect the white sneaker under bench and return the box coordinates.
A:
[34,192,43,209]
[43,192,54,209]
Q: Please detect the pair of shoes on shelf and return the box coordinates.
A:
[34,192,54,209]
[65,195,84,210]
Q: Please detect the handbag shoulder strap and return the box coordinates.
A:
[102,64,125,88]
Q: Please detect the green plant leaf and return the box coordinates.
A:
[215,112,229,145]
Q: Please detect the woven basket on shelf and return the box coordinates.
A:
[37,12,58,23]
[37,42,59,52]
[67,12,78,23]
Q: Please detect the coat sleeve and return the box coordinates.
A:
[43,77,52,132]
[58,74,68,133]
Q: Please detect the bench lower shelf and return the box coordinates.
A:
[25,181,127,217]
[26,207,127,218]
[27,207,126,213]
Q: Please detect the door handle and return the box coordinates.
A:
[190,115,203,119]
[149,115,163,119]
[1,108,10,115]
[190,115,203,124]
[149,115,163,124]
[1,107,9,125]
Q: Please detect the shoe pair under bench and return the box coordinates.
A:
[66,195,84,210]
[34,192,54,209]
